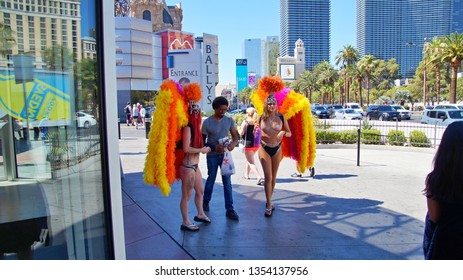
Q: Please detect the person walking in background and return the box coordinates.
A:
[423,121,463,259]
[257,95,291,217]
[139,105,146,128]
[178,88,211,232]
[132,104,139,129]
[291,165,315,178]
[239,107,263,185]
[201,96,240,221]
[124,102,132,126]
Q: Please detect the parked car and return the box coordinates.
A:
[76,111,97,128]
[391,105,411,120]
[425,106,434,110]
[345,102,364,116]
[325,104,343,118]
[228,108,246,115]
[366,105,401,121]
[335,109,363,120]
[311,105,330,119]
[421,109,463,126]
[433,104,463,110]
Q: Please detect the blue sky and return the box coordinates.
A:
[180,0,356,85]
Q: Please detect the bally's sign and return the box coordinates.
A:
[201,40,216,114]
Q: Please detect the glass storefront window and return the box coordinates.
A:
[0,0,111,259]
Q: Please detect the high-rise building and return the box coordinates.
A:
[0,0,82,64]
[280,0,330,70]
[356,0,463,78]
[263,36,280,76]
[243,38,263,80]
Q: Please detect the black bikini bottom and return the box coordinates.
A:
[261,142,281,157]
[181,163,199,172]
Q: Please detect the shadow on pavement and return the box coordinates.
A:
[123,171,424,260]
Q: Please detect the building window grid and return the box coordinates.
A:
[358,0,461,78]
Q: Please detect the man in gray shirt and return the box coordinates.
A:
[202,97,240,220]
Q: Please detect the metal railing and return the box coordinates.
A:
[314,119,446,149]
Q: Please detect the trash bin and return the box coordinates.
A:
[145,117,151,139]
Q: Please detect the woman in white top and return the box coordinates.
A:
[139,105,146,127]
[132,104,139,129]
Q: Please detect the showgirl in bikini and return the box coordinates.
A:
[178,101,211,232]
[257,95,291,217]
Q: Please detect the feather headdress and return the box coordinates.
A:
[143,79,202,196]
[250,76,317,173]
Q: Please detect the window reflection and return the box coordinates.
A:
[0,0,109,260]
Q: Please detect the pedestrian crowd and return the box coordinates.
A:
[124,102,147,129]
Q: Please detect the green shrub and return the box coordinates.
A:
[361,119,373,130]
[313,117,332,130]
[339,130,358,144]
[410,130,430,147]
[361,129,382,144]
[315,130,338,143]
[315,130,358,144]
[386,130,407,146]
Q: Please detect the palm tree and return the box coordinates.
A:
[347,64,365,106]
[42,45,74,71]
[335,77,344,105]
[357,54,377,106]
[77,58,98,116]
[335,45,359,104]
[424,37,445,105]
[440,32,463,103]
[0,22,16,57]
[313,61,337,104]
[296,70,319,103]
[238,86,252,105]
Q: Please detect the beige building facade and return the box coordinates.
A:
[0,0,82,65]
[129,0,182,32]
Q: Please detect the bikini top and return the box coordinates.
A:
[259,114,284,133]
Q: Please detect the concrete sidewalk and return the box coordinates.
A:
[119,124,434,260]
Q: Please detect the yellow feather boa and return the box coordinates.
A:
[143,80,188,196]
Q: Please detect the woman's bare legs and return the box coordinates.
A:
[179,166,195,226]
[245,150,262,180]
[258,147,282,215]
[193,169,209,220]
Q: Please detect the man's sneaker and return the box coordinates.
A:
[226,210,239,220]
[291,172,302,178]
[203,201,209,212]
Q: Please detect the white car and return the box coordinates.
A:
[391,105,411,120]
[345,102,364,116]
[76,111,97,128]
[421,109,463,126]
[434,104,463,110]
[335,109,363,120]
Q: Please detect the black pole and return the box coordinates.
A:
[118,117,121,140]
[357,128,361,166]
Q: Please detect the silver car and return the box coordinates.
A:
[391,105,411,120]
[335,109,363,120]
